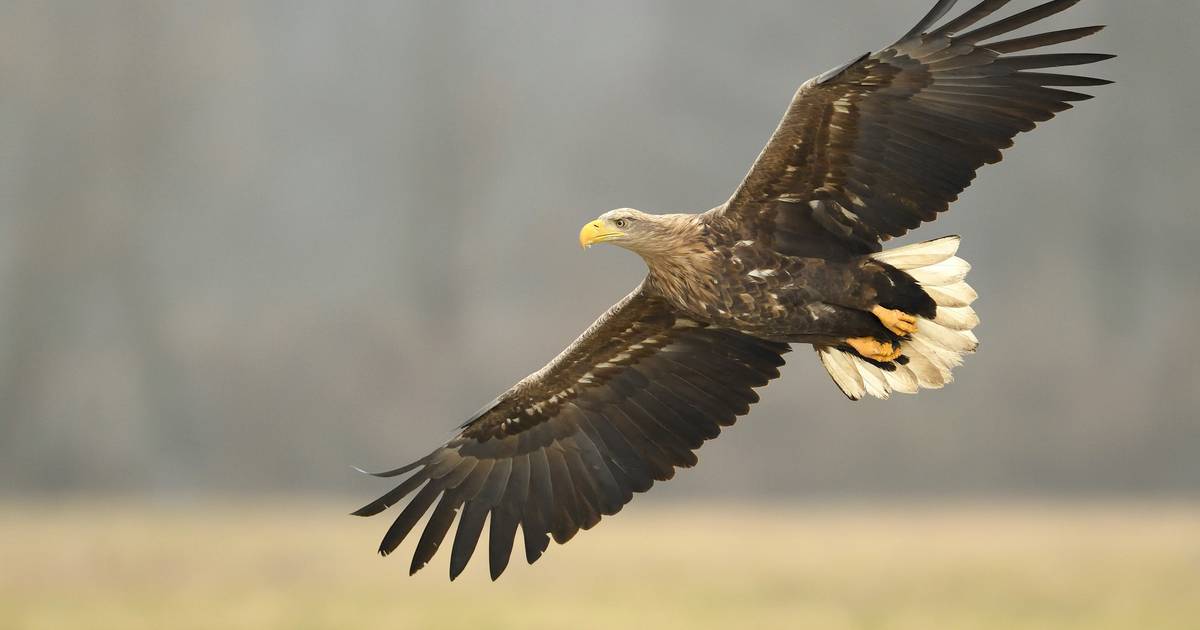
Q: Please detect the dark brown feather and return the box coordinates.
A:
[930,0,1013,38]
[985,25,1105,54]
[956,0,1082,45]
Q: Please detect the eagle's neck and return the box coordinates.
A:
[639,215,720,311]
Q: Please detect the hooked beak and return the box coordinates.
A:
[579,220,624,249]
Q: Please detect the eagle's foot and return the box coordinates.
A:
[845,336,903,362]
[871,305,918,337]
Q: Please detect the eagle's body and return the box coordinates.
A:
[621,212,929,346]
[357,0,1112,580]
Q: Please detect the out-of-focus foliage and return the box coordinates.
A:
[0,1,1196,496]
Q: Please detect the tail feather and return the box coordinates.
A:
[925,282,978,308]
[820,349,867,399]
[906,256,971,286]
[819,236,980,400]
[933,305,980,330]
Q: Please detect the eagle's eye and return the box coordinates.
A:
[614,218,628,229]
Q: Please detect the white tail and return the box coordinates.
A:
[818,236,979,400]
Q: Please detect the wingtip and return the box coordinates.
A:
[353,459,426,478]
[489,559,510,581]
[487,559,506,580]
[898,0,961,43]
[352,497,397,517]
[525,542,546,565]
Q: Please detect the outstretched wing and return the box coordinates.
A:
[353,285,789,580]
[717,0,1112,258]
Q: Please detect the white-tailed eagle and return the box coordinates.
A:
[355,0,1111,579]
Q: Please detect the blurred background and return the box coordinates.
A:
[1,1,1197,628]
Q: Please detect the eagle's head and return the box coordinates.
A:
[579,208,695,260]
[579,208,649,249]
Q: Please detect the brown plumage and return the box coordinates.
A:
[356,0,1111,579]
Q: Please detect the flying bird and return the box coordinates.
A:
[355,0,1111,579]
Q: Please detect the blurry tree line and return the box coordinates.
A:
[1,0,1196,497]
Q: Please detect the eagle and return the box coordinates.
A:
[355,0,1111,580]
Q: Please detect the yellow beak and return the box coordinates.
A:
[579,220,623,248]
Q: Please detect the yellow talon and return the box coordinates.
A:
[872,305,918,337]
[846,337,902,362]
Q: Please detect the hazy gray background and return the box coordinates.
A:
[1,0,1196,499]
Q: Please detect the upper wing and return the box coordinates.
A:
[353,285,789,580]
[717,0,1113,258]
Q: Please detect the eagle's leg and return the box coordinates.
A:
[845,336,902,362]
[871,305,918,337]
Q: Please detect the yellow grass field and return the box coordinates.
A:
[1,500,1198,630]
